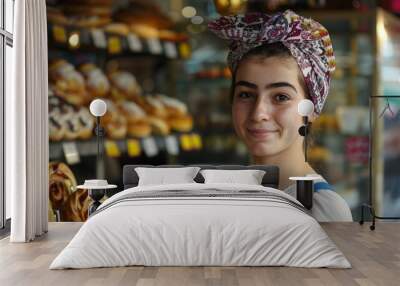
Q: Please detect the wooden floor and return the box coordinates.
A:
[0,222,399,286]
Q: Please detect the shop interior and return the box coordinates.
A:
[44,0,400,222]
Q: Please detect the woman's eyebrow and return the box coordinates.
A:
[235,80,258,89]
[265,82,297,92]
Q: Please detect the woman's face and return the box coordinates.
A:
[232,56,310,158]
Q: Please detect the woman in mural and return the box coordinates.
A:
[209,10,352,221]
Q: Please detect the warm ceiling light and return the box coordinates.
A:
[214,0,246,15]
[182,6,196,18]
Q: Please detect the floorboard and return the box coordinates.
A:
[0,222,399,286]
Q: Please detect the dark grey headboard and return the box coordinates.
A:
[123,164,279,189]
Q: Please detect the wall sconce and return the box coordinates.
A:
[297,99,314,162]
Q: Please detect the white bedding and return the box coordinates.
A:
[50,183,351,269]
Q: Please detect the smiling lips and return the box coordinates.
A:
[247,127,279,139]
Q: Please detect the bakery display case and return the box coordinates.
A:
[47,0,201,222]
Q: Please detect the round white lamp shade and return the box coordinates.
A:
[89,99,107,117]
[298,99,314,116]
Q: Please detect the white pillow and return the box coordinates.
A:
[200,169,266,185]
[135,167,201,186]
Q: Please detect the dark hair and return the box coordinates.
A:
[229,42,309,102]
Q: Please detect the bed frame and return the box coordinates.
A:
[123,164,280,190]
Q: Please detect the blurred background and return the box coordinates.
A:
[43,0,400,221]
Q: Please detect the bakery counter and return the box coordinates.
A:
[49,132,203,161]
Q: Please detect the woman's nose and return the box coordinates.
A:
[250,97,273,122]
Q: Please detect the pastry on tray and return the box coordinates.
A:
[108,70,142,101]
[104,23,131,36]
[114,1,186,41]
[49,59,91,106]
[118,100,152,138]
[148,116,170,136]
[155,94,194,132]
[142,96,168,118]
[167,114,193,133]
[79,63,110,98]
[102,99,128,140]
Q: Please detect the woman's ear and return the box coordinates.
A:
[309,112,318,123]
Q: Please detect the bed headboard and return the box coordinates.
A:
[123,164,280,190]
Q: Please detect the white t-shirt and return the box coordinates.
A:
[283,175,353,222]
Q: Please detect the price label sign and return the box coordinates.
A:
[165,135,179,155]
[105,140,121,157]
[191,134,203,150]
[127,139,141,157]
[164,42,177,59]
[142,137,158,157]
[180,134,192,151]
[127,34,143,52]
[108,36,122,54]
[91,29,107,48]
[62,142,80,165]
[179,42,191,59]
[53,25,67,43]
[147,38,162,55]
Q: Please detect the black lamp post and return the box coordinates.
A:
[88,99,107,215]
[295,99,316,209]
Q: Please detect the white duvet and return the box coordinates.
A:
[50,183,351,269]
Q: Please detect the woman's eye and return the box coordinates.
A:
[275,94,290,102]
[237,92,254,99]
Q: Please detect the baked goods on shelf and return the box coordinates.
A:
[60,1,113,28]
[102,99,128,140]
[156,94,187,116]
[114,1,187,42]
[49,91,95,141]
[49,115,66,142]
[117,100,152,138]
[49,92,67,141]
[49,59,91,106]
[155,94,193,132]
[79,63,110,98]
[47,2,112,29]
[142,96,168,118]
[58,0,114,5]
[108,70,142,101]
[167,114,194,133]
[77,107,95,140]
[104,23,131,36]
[148,116,170,135]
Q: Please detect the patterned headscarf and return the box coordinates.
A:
[208,10,336,115]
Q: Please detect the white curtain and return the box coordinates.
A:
[6,0,49,242]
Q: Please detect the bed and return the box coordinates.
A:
[49,164,350,269]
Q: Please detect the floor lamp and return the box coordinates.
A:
[289,99,317,210]
[89,99,107,177]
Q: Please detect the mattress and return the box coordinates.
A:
[50,183,351,269]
